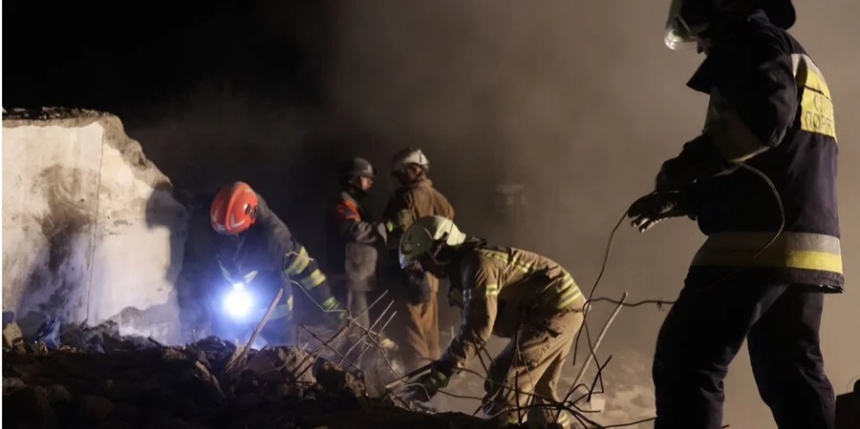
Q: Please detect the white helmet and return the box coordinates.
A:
[399,216,466,268]
[391,147,430,173]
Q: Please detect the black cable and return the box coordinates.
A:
[587,297,675,308]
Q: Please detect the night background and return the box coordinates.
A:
[4,0,860,426]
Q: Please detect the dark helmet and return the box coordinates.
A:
[338,157,376,184]
[665,0,795,50]
[756,0,795,28]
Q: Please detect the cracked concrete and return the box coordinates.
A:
[3,107,189,343]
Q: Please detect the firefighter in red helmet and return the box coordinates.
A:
[210,182,346,340]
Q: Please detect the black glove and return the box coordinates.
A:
[406,360,454,402]
[402,268,433,305]
[627,192,689,233]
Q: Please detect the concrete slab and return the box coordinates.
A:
[2,108,189,343]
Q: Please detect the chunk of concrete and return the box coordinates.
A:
[3,322,23,348]
[2,108,189,344]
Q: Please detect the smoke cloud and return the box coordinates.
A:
[310,1,860,426]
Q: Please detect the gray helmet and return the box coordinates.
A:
[339,157,376,184]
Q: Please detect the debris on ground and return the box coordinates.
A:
[2,318,500,429]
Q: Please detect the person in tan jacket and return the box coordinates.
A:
[382,148,455,372]
[398,215,584,428]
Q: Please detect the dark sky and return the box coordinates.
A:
[4,1,860,426]
[3,0,330,115]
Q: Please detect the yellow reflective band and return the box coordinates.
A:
[553,272,583,309]
[557,288,584,310]
[321,296,339,311]
[792,53,837,140]
[284,247,311,276]
[692,231,843,274]
[287,294,294,311]
[478,249,534,274]
[299,269,327,290]
[475,283,500,298]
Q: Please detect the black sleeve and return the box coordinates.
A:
[670,27,799,183]
[258,196,342,312]
[692,28,798,165]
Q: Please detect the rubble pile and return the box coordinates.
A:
[2,321,497,429]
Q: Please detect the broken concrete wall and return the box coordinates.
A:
[2,108,189,343]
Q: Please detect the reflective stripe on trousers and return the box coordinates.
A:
[691,231,842,275]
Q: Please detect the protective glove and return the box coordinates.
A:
[627,192,689,233]
[322,307,347,329]
[655,157,695,198]
[402,267,433,305]
[657,135,737,197]
[406,360,454,402]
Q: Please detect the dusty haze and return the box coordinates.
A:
[319,1,860,427]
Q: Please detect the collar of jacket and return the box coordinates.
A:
[685,8,772,95]
[402,178,433,190]
[443,237,487,280]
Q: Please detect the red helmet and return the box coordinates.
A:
[210,182,259,235]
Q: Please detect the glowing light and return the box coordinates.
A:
[223,283,254,319]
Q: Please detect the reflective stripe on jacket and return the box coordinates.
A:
[681,11,843,290]
[216,194,341,312]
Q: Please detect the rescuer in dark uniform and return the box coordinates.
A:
[627,1,841,428]
[325,158,390,330]
[210,182,346,343]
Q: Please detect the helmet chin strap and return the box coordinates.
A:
[425,232,452,268]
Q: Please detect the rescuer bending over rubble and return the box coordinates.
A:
[209,182,346,345]
[382,148,455,372]
[399,215,583,428]
[627,1,841,428]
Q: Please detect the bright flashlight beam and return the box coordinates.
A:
[223,284,254,319]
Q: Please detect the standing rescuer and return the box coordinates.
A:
[382,148,455,372]
[627,1,842,428]
[326,157,391,331]
[399,216,584,428]
[210,182,346,340]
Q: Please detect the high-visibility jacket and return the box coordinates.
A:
[679,10,843,290]
[215,194,341,317]
[443,242,584,370]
